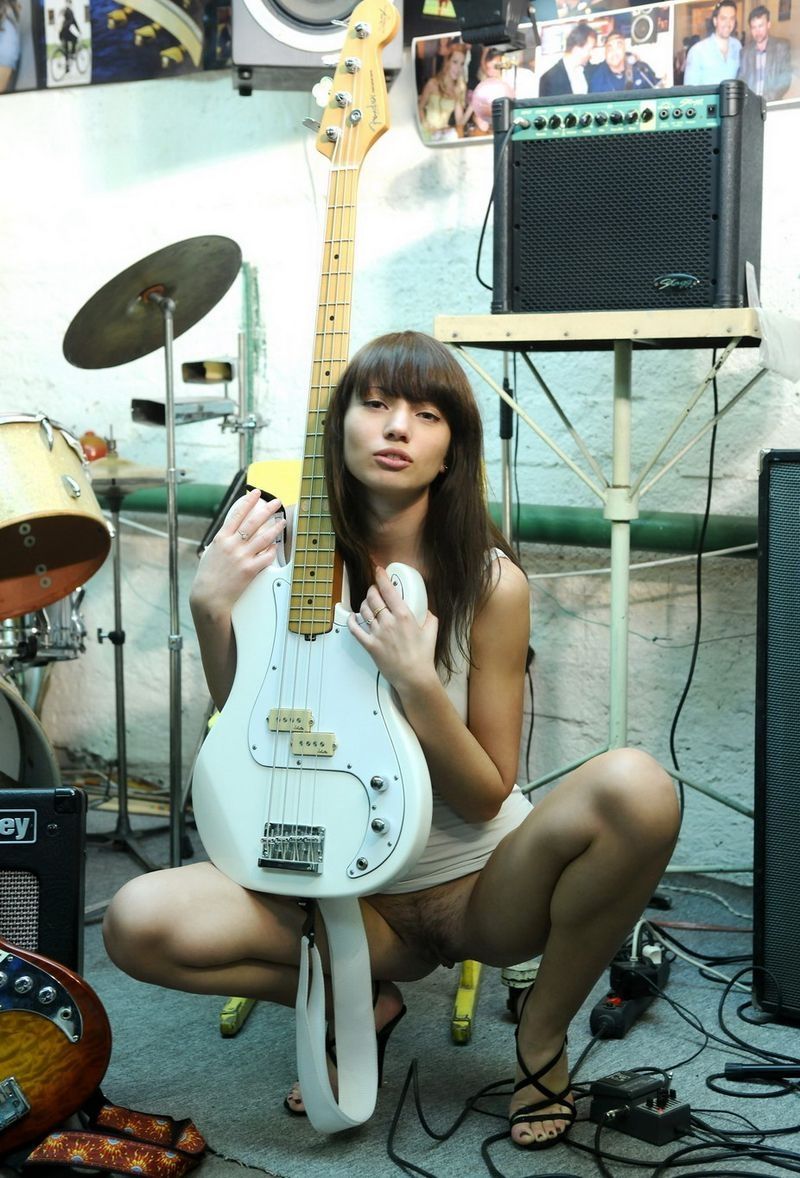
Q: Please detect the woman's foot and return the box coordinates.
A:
[509,991,575,1149]
[284,980,405,1116]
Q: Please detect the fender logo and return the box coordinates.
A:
[654,273,701,291]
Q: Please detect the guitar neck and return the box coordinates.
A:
[290,166,360,634]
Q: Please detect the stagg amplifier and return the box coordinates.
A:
[492,81,765,314]
[754,451,800,1022]
[0,787,86,972]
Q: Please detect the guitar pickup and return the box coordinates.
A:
[289,732,336,756]
[268,709,313,732]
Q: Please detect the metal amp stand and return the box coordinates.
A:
[436,307,766,1041]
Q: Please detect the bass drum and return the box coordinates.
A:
[0,675,61,789]
[0,415,111,619]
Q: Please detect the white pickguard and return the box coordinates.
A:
[192,560,432,898]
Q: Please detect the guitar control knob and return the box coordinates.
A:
[371,818,388,834]
[13,975,33,994]
[38,986,57,1004]
[370,775,387,791]
[0,971,8,988]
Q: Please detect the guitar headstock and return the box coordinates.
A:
[315,1,399,167]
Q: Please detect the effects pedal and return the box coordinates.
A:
[589,1071,691,1145]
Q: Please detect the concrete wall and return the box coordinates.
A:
[1,55,798,873]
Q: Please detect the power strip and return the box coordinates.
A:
[589,1071,692,1145]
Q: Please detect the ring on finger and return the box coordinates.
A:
[373,605,388,620]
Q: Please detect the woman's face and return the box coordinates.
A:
[447,52,466,79]
[342,386,451,503]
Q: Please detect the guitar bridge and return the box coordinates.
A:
[0,1078,30,1131]
[258,823,325,873]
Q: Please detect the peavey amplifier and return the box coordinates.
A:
[754,451,800,1022]
[0,787,86,972]
[492,81,765,314]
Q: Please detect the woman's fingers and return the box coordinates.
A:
[223,489,283,540]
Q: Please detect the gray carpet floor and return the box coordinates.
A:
[69,805,800,1178]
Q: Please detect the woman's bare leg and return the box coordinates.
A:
[103,861,426,1113]
[460,749,680,1146]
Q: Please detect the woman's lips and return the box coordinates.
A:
[374,452,412,470]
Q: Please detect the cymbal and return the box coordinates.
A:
[90,456,167,493]
[63,236,242,370]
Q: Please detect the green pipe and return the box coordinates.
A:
[489,502,757,555]
[101,484,758,556]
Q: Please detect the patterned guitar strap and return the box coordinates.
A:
[24,1090,206,1177]
[295,896,378,1133]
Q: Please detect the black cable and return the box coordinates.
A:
[667,352,720,819]
[474,122,518,292]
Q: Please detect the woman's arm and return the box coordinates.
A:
[189,488,286,709]
[348,559,531,823]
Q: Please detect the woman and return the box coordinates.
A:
[417,43,469,142]
[104,331,679,1150]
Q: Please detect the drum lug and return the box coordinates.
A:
[62,475,82,499]
[39,417,54,451]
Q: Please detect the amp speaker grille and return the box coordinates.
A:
[0,869,39,952]
[513,130,717,312]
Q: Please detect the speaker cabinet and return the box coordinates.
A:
[0,787,86,973]
[492,81,765,314]
[754,451,800,1022]
[231,0,403,91]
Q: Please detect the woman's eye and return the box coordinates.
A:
[418,410,440,422]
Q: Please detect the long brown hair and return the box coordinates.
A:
[324,331,519,674]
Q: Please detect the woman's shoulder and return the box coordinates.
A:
[474,551,529,632]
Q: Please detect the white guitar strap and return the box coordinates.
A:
[295,896,378,1133]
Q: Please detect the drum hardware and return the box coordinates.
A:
[64,235,242,870]
[89,476,160,875]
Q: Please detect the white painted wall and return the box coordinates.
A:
[1,56,798,873]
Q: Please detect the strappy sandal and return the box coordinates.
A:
[284,982,406,1117]
[509,1036,576,1149]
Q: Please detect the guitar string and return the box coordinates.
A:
[268,103,353,877]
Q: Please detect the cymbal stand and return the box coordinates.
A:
[146,290,185,868]
[92,485,159,873]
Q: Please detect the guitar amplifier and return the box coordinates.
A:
[492,81,765,314]
[0,787,86,973]
[754,451,800,1022]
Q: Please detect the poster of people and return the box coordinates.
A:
[413,0,800,144]
[0,0,231,94]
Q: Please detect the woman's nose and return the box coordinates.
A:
[384,408,411,439]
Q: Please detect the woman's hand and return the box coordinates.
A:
[347,565,440,698]
[190,488,286,622]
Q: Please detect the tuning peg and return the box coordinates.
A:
[302,117,321,133]
[311,76,333,107]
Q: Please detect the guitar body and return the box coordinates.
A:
[0,940,112,1153]
[193,559,432,898]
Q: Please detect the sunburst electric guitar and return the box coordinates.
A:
[191,1,432,1134]
[0,940,112,1153]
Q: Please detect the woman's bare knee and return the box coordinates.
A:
[103,872,179,981]
[589,748,679,848]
